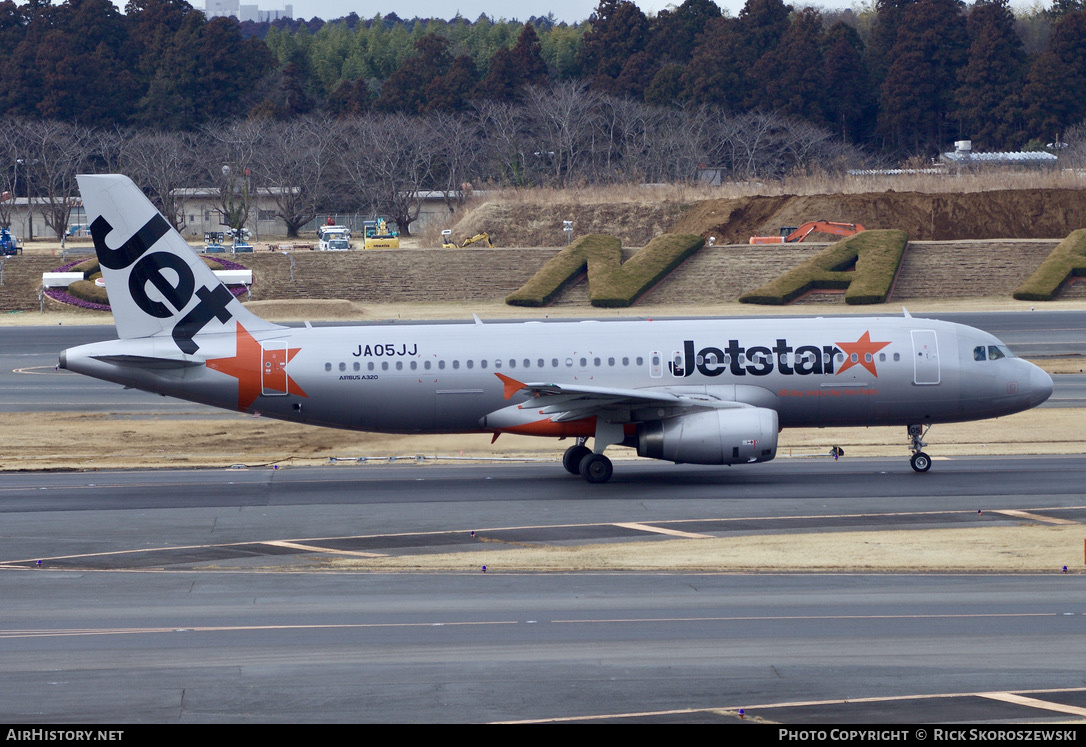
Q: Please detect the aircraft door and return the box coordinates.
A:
[650,351,663,378]
[262,340,289,395]
[670,349,686,377]
[911,330,940,385]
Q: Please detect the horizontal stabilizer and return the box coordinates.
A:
[90,354,204,370]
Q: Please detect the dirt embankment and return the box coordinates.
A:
[450,188,1086,247]
[670,189,1086,243]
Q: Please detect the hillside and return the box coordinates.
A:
[451,188,1086,247]
[9,187,1085,315]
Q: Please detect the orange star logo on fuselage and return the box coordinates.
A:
[835,331,891,377]
[205,322,307,410]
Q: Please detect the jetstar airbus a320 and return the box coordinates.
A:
[60,175,1054,483]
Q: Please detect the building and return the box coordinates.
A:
[203,0,293,23]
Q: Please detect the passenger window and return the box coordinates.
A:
[324,362,331,372]
[338,362,346,371]
[424,360,431,370]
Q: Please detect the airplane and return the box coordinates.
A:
[60,175,1054,483]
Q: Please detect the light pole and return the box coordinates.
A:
[16,159,32,242]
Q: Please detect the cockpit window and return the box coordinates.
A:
[976,344,1013,361]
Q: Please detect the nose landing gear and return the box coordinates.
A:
[908,424,932,472]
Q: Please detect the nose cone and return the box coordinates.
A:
[1028,363,1053,407]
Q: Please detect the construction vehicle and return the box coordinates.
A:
[749,221,865,245]
[459,232,493,248]
[318,225,352,251]
[362,218,399,249]
[0,227,20,255]
[441,229,457,248]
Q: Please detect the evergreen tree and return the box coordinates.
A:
[752,7,826,125]
[877,0,968,153]
[1022,10,1086,142]
[953,0,1026,150]
[682,16,750,110]
[822,21,873,143]
[577,0,650,93]
[375,33,452,114]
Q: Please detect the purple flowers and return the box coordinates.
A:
[45,257,252,311]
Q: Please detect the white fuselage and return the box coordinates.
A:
[61,315,1053,437]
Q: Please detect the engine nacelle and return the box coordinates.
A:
[637,407,778,465]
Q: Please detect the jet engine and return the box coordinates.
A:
[637,407,778,465]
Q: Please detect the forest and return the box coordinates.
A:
[1,0,1085,236]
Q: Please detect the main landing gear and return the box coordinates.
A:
[562,430,619,484]
[908,424,932,472]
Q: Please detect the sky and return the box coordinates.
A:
[250,0,861,24]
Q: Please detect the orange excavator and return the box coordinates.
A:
[749,221,865,244]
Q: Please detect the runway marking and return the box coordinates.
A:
[613,522,713,539]
[3,611,1064,642]
[991,509,1080,525]
[7,504,1086,568]
[496,686,1086,724]
[0,620,519,640]
[12,366,69,375]
[263,540,387,558]
[978,691,1086,717]
[552,612,1060,624]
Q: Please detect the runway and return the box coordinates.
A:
[3,458,1086,723]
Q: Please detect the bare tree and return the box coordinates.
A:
[339,114,435,236]
[0,119,28,229]
[119,130,203,231]
[251,114,344,237]
[473,100,533,187]
[203,119,267,238]
[522,81,599,187]
[423,111,481,214]
[22,120,93,240]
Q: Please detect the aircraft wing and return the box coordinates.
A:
[492,372,750,425]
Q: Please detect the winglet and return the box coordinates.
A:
[902,307,912,318]
[495,372,526,400]
[473,313,483,325]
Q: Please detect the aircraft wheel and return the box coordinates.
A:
[562,444,592,475]
[910,451,932,473]
[579,453,613,484]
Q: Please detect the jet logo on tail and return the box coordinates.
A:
[90,215,235,354]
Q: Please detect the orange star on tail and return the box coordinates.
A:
[205,323,307,410]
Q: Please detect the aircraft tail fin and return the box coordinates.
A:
[77,174,282,354]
